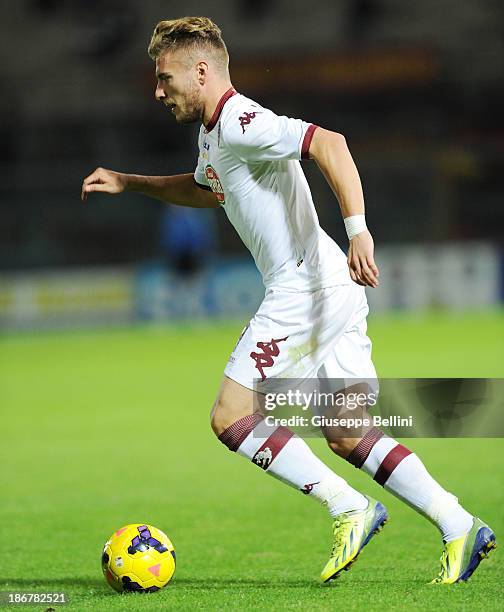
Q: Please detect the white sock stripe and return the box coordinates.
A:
[361,437,398,476]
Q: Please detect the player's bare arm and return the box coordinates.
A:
[309,127,379,288]
[81,168,219,209]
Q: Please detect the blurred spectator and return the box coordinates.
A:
[159,205,217,277]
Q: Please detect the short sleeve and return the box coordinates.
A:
[222,104,318,163]
[193,152,211,190]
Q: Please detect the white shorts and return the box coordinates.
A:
[224,283,377,393]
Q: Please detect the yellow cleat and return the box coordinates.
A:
[321,496,388,583]
[431,517,496,584]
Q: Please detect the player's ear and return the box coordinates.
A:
[196,61,209,85]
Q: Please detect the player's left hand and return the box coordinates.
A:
[347,230,379,288]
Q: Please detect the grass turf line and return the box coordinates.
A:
[1,311,502,610]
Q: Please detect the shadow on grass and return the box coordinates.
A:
[173,577,319,589]
[170,577,425,590]
[0,576,438,593]
[0,577,109,590]
[0,577,331,592]
[0,577,311,589]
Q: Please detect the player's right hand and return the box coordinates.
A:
[347,230,379,288]
[81,167,128,201]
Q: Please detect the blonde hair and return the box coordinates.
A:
[148,17,229,73]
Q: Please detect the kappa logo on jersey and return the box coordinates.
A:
[239,110,262,134]
[204,164,225,205]
[250,336,288,381]
[301,481,320,495]
[253,447,273,469]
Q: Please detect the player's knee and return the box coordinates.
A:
[210,397,234,437]
[326,439,342,455]
[211,377,259,442]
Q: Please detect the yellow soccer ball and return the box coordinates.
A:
[101,523,176,592]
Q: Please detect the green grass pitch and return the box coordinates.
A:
[1,311,503,610]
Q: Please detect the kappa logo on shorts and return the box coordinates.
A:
[250,336,288,381]
[238,110,262,134]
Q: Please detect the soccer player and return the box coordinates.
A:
[81,17,496,583]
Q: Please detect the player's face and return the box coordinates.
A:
[155,51,204,124]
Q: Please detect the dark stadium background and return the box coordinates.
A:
[2,0,503,271]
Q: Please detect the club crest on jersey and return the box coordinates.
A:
[239,110,262,134]
[204,164,225,205]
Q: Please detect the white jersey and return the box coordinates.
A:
[194,88,351,291]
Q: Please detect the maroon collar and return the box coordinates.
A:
[204,87,237,132]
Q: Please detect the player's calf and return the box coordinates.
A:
[341,427,474,542]
[212,377,369,518]
[212,377,391,580]
[334,426,496,581]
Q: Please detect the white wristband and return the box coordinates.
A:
[344,215,367,240]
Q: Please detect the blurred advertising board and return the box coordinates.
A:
[135,258,264,321]
[367,242,501,312]
[0,243,501,330]
[0,267,135,329]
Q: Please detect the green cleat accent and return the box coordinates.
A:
[321,495,388,583]
[430,517,497,584]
